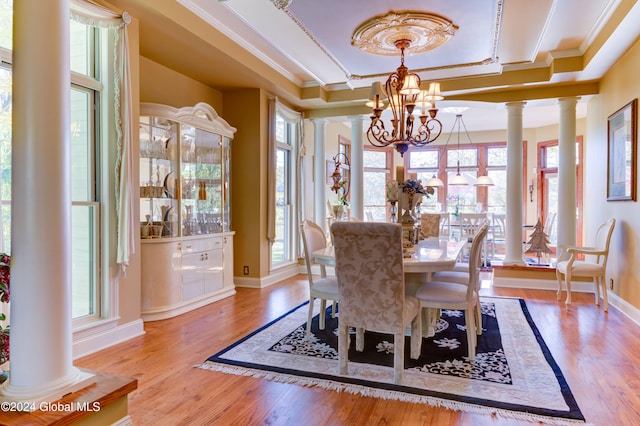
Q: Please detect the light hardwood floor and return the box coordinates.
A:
[77,274,640,425]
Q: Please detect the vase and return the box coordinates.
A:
[401,209,415,226]
[332,205,345,219]
[400,192,422,213]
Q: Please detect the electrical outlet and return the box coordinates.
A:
[610,278,614,290]
[243,265,249,275]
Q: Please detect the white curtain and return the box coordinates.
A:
[71,0,135,274]
[267,97,302,243]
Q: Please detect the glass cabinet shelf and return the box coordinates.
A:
[139,103,235,239]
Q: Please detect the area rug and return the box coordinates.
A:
[198,297,586,425]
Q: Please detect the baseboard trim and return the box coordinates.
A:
[608,292,640,327]
[235,264,303,288]
[492,276,595,292]
[493,276,640,327]
[73,319,145,360]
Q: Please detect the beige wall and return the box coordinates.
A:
[223,88,269,278]
[139,57,224,112]
[586,37,640,308]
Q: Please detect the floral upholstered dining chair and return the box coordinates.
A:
[420,213,441,239]
[331,221,422,384]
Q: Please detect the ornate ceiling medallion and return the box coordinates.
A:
[352,11,458,56]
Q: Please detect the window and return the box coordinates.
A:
[0,2,115,324]
[538,138,583,246]
[271,113,297,268]
[363,147,392,221]
[410,149,441,211]
[407,142,508,214]
[486,146,507,212]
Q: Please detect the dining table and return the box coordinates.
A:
[312,236,467,296]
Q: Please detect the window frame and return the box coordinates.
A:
[362,145,393,221]
[407,141,508,214]
[270,113,298,270]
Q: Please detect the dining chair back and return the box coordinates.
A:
[555,218,616,311]
[415,222,489,361]
[488,213,506,260]
[545,211,557,246]
[439,213,450,236]
[300,220,339,340]
[458,212,489,265]
[459,213,489,239]
[420,213,441,238]
[331,221,422,384]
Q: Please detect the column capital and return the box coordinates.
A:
[505,101,527,110]
[347,115,367,124]
[558,97,580,104]
[558,97,580,110]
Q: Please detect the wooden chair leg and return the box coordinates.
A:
[393,332,404,384]
[338,323,349,375]
[355,327,365,352]
[410,314,422,359]
[565,272,573,310]
[319,299,327,329]
[306,298,314,340]
[556,270,563,301]
[600,277,609,312]
[465,309,476,361]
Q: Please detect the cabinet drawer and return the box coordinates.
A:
[181,236,223,254]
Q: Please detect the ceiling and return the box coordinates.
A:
[111,0,640,131]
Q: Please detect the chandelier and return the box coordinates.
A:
[365,40,443,157]
[447,114,494,186]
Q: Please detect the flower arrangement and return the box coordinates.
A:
[399,179,434,213]
[0,253,9,366]
[400,179,434,198]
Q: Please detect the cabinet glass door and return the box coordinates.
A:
[223,136,232,232]
[181,124,223,235]
[139,116,179,238]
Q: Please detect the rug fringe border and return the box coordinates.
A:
[196,361,592,426]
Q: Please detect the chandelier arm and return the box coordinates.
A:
[364,39,444,156]
[366,121,394,147]
[413,117,443,144]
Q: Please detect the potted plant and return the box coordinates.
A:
[332,193,349,219]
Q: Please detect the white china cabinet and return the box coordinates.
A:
[139,102,236,321]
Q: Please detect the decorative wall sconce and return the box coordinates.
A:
[529,170,536,202]
[529,182,535,202]
[330,152,350,197]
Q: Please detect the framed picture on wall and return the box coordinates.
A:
[607,98,637,201]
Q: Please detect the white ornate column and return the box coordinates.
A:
[349,116,365,221]
[503,102,527,266]
[1,0,94,406]
[557,97,579,254]
[312,119,328,233]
